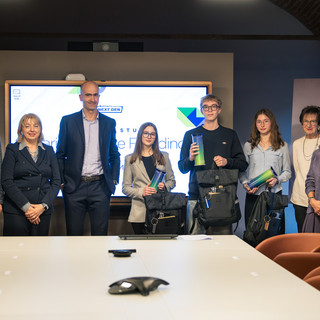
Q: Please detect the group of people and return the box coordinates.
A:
[0,80,319,237]
[0,81,120,236]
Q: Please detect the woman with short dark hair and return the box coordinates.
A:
[291,106,320,232]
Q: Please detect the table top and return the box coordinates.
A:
[0,235,319,320]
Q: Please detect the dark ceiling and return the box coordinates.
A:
[270,0,320,36]
[0,0,319,51]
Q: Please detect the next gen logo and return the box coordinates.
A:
[177,107,204,127]
[98,105,123,114]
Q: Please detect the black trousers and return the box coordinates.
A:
[3,212,51,236]
[131,222,146,234]
[293,204,307,233]
[63,179,111,236]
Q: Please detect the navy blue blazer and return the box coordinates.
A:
[56,111,120,194]
[1,143,61,215]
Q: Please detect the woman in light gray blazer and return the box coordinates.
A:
[122,122,176,234]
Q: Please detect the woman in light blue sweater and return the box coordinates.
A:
[239,109,291,227]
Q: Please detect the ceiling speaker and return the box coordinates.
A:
[65,74,86,81]
[93,41,119,52]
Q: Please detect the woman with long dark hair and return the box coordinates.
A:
[122,122,176,234]
[239,109,291,227]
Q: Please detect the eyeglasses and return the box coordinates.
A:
[303,120,318,126]
[142,131,156,139]
[201,104,220,112]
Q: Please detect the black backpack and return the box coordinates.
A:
[144,190,187,234]
[243,191,288,247]
[194,168,241,228]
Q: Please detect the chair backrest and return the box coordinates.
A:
[305,275,320,291]
[304,265,320,280]
[311,245,320,253]
[255,233,320,260]
[273,252,320,279]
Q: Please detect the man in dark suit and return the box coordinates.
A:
[56,81,120,236]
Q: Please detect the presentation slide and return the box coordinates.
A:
[9,84,208,196]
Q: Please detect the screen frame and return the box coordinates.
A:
[4,79,212,203]
[5,80,212,145]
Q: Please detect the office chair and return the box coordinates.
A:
[303,265,320,281]
[255,233,320,260]
[304,275,320,291]
[311,245,320,253]
[273,252,320,279]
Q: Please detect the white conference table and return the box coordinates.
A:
[0,235,319,320]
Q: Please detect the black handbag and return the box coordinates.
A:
[144,190,187,234]
[243,191,288,247]
[195,168,241,228]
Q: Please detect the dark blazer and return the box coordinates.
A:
[56,111,120,194]
[303,149,320,232]
[0,140,3,205]
[1,143,61,215]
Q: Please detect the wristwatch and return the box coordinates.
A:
[42,203,49,211]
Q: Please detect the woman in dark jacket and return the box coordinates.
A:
[1,113,60,236]
[0,139,3,213]
[303,148,320,233]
